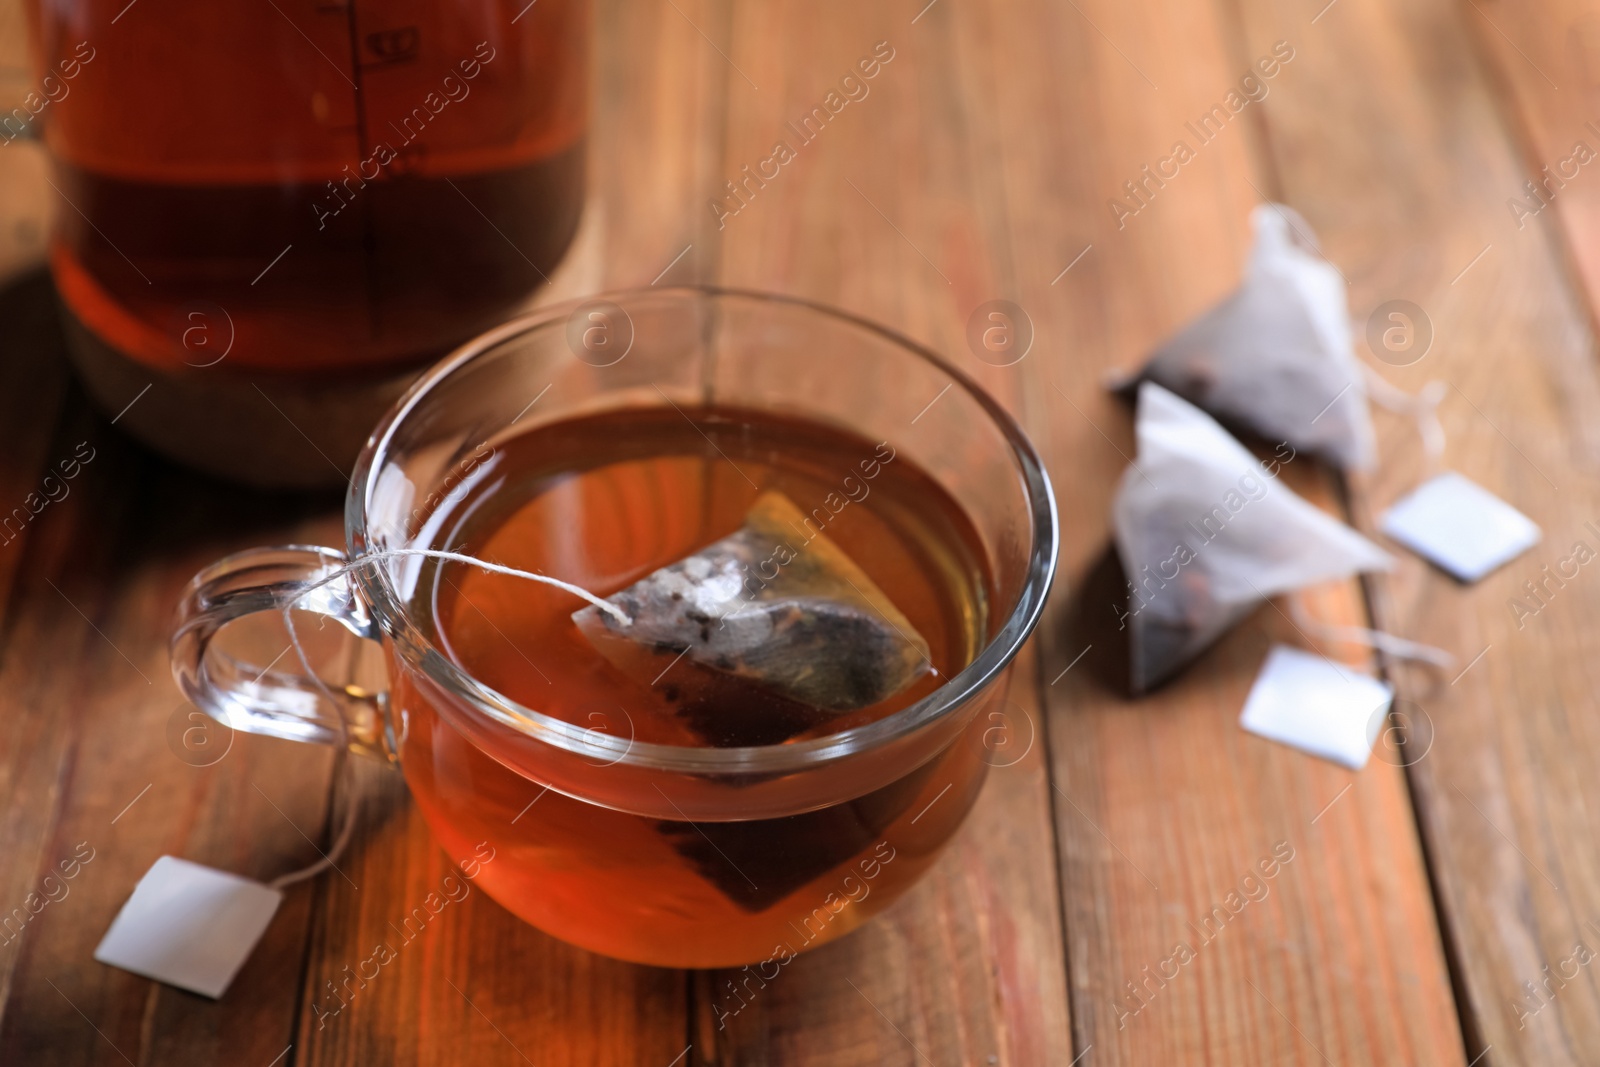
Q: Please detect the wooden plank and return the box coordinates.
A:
[700,2,1074,1064]
[0,3,392,1059]
[1256,0,1600,1062]
[295,1,728,1064]
[991,0,1468,1062]
[0,271,72,633]
[0,9,356,1064]
[532,0,729,302]
[295,757,689,1067]
[1455,0,1600,342]
[0,409,345,1065]
[692,647,1070,1066]
[1,2,723,1064]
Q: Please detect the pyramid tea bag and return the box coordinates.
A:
[1114,383,1394,693]
[1116,203,1376,470]
[573,491,932,745]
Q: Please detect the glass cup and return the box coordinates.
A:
[171,287,1057,968]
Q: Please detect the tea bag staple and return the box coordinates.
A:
[1115,382,1394,692]
[573,491,931,728]
[1113,203,1377,470]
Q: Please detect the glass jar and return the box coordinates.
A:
[23,0,588,485]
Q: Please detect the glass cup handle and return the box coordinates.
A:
[170,545,397,760]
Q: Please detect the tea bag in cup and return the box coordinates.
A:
[655,761,936,912]
[1112,203,1376,470]
[1114,382,1394,692]
[573,491,933,745]
[575,491,938,907]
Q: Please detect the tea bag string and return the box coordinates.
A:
[1360,363,1447,476]
[1287,595,1455,671]
[270,744,360,889]
[266,549,628,891]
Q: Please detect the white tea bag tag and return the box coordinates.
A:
[94,856,283,999]
[1239,645,1393,769]
[1379,471,1540,582]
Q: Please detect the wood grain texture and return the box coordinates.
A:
[701,1,1074,1062]
[7,0,1600,1061]
[1276,0,1600,1062]
[0,418,347,1066]
[290,2,728,1065]
[533,0,730,300]
[992,0,1469,1062]
[296,758,688,1067]
[0,93,353,1066]
[691,647,1070,1067]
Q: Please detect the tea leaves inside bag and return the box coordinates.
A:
[573,491,932,743]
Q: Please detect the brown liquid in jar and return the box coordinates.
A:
[30,0,587,373]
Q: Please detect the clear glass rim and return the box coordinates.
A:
[347,286,1059,775]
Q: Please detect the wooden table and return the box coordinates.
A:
[4,0,1600,1062]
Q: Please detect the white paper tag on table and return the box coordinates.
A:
[94,856,282,999]
[1239,645,1394,769]
[1378,471,1540,582]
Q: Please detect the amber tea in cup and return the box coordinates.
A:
[172,289,1056,968]
[403,405,988,964]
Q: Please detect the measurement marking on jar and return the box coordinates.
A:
[910,783,953,825]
